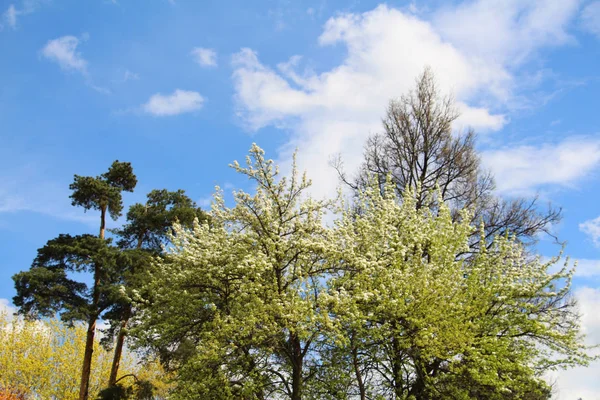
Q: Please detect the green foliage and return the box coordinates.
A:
[323,179,590,399]
[114,189,208,251]
[134,145,334,399]
[103,188,209,388]
[96,380,155,400]
[69,160,137,221]
[13,160,138,400]
[13,234,129,324]
[131,145,594,400]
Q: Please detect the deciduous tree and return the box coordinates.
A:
[0,310,168,400]
[325,179,591,399]
[134,145,335,399]
[333,68,561,251]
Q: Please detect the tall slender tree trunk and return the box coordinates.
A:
[108,308,130,386]
[109,233,143,386]
[79,316,97,400]
[290,333,303,400]
[80,220,104,400]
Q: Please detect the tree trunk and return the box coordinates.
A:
[80,242,102,400]
[391,335,404,399]
[79,316,97,400]
[350,334,366,400]
[99,205,107,240]
[290,333,303,400]
[108,310,130,386]
[408,353,427,400]
[109,232,143,387]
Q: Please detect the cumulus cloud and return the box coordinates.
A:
[580,216,600,247]
[41,35,88,74]
[142,89,204,116]
[581,1,600,38]
[481,138,600,195]
[433,0,580,67]
[191,47,217,67]
[231,2,582,200]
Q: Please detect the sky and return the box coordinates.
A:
[1,0,599,397]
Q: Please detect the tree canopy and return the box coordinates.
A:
[129,145,593,399]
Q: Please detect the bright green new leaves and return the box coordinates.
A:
[327,180,591,399]
[136,145,335,399]
[135,145,593,400]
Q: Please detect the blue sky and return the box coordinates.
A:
[1,0,600,397]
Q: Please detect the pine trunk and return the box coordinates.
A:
[108,311,130,386]
[99,206,106,240]
[108,233,143,386]
[79,316,96,400]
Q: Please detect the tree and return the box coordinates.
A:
[0,307,169,399]
[105,189,208,387]
[324,179,592,399]
[332,67,561,251]
[133,145,336,399]
[129,145,591,399]
[70,161,137,240]
[13,161,137,400]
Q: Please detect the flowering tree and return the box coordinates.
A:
[134,145,592,400]
[324,179,592,399]
[135,145,335,399]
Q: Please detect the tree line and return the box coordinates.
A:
[7,69,594,399]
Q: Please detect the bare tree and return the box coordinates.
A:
[333,67,561,250]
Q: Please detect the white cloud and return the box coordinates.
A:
[581,1,600,38]
[40,34,109,93]
[575,259,600,277]
[142,89,204,116]
[232,3,581,200]
[41,35,88,74]
[433,0,580,67]
[580,216,600,247]
[481,138,600,195]
[191,47,217,67]
[2,1,41,30]
[2,4,17,29]
[552,287,600,399]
